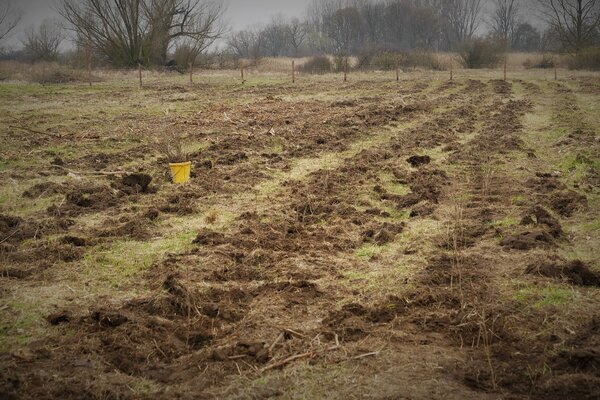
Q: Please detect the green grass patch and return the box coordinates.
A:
[0,299,50,352]
[514,284,574,308]
[83,231,197,287]
[354,244,386,259]
[491,215,520,229]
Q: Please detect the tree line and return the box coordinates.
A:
[229,0,600,60]
[0,0,599,67]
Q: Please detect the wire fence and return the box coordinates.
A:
[0,56,580,88]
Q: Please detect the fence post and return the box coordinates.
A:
[292,60,295,83]
[189,62,193,85]
[87,51,92,87]
[138,63,142,88]
[450,60,453,81]
[503,55,507,81]
[240,61,245,84]
[344,59,348,82]
[396,61,399,81]
[554,65,558,81]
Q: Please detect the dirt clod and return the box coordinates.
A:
[91,310,129,328]
[192,229,226,246]
[47,312,71,325]
[121,173,152,193]
[548,190,587,217]
[407,155,432,167]
[526,259,600,286]
[500,230,554,250]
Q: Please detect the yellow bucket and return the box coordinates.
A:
[169,161,191,184]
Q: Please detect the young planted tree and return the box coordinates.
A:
[23,19,66,61]
[536,0,600,50]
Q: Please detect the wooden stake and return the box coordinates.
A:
[396,62,399,81]
[503,55,507,81]
[343,59,348,82]
[450,60,453,81]
[292,60,295,83]
[189,62,193,85]
[138,63,142,88]
[87,52,92,87]
[240,61,245,83]
[554,65,557,81]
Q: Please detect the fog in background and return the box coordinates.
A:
[2,0,312,50]
[3,0,545,50]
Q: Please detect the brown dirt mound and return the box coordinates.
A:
[22,182,67,198]
[500,230,554,250]
[362,222,404,245]
[62,185,120,211]
[526,259,600,286]
[520,205,562,237]
[193,229,226,245]
[96,218,150,240]
[120,173,152,193]
[60,236,87,247]
[0,214,39,244]
[406,155,431,167]
[527,172,566,194]
[537,374,600,400]
[548,189,587,217]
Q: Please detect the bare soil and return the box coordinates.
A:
[0,71,599,399]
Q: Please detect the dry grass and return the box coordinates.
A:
[0,60,90,83]
[0,52,582,85]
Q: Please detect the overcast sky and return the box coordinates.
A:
[3,0,312,49]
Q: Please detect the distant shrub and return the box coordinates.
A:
[372,52,400,70]
[400,51,445,70]
[567,47,600,70]
[355,46,395,70]
[459,39,504,69]
[35,70,80,84]
[213,52,238,70]
[523,54,555,69]
[299,55,333,74]
[333,55,350,72]
[356,47,377,70]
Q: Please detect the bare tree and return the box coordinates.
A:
[490,0,521,47]
[536,0,600,50]
[23,19,66,61]
[445,0,484,47]
[142,0,225,65]
[0,0,21,45]
[262,16,290,57]
[59,0,225,67]
[288,18,308,56]
[227,27,264,61]
[324,6,363,55]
